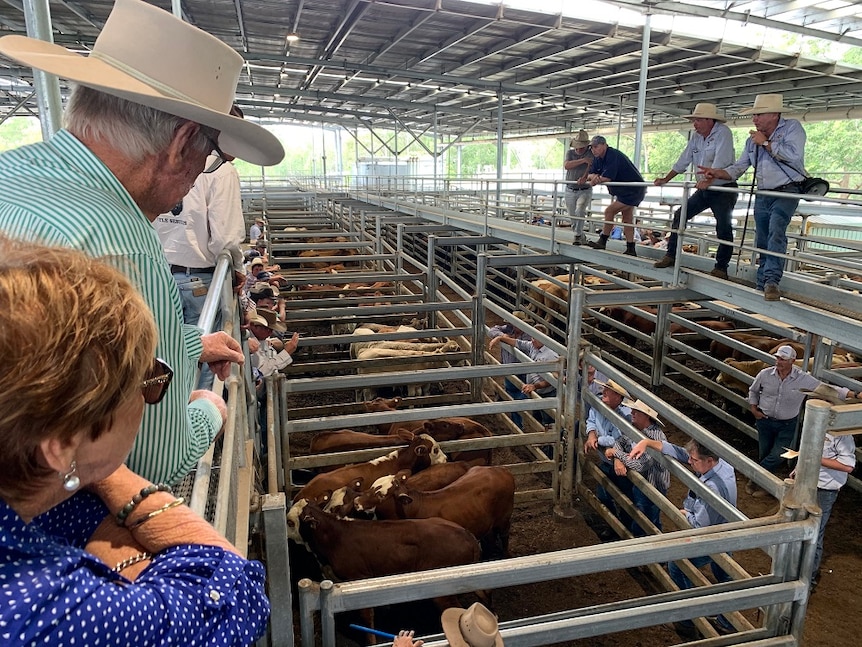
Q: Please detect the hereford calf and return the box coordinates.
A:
[360,465,515,557]
[294,433,445,504]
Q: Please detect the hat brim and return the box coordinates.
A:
[441,608,504,647]
[798,388,850,406]
[739,106,781,115]
[0,35,284,167]
[685,113,726,123]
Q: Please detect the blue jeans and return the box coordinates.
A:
[665,187,737,269]
[565,187,593,236]
[173,270,220,390]
[755,416,798,473]
[669,555,732,629]
[597,461,633,527]
[631,485,664,536]
[505,378,527,429]
[812,487,840,576]
[753,189,800,288]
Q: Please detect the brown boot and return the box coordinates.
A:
[654,255,674,268]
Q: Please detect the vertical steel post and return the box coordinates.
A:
[557,286,585,517]
[632,13,650,168]
[22,0,62,139]
[262,493,294,647]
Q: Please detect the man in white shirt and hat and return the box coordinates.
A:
[653,103,737,279]
[699,94,808,301]
[0,0,284,484]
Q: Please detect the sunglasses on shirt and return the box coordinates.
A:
[141,358,174,405]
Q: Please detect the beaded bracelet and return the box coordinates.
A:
[114,551,152,573]
[115,483,173,526]
[126,496,186,530]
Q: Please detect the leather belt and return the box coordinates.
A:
[566,185,591,191]
[170,264,216,274]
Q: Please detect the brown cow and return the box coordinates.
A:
[716,356,859,394]
[367,463,472,501]
[294,433,445,503]
[295,501,481,641]
[709,332,779,361]
[309,428,412,455]
[358,465,515,557]
[420,418,493,465]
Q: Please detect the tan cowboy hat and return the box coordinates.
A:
[512,310,529,322]
[622,399,663,425]
[570,129,590,146]
[0,0,283,166]
[740,93,784,115]
[685,103,726,123]
[595,379,630,399]
[799,384,861,406]
[248,308,286,333]
[442,603,504,647]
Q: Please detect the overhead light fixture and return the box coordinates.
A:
[673,85,685,95]
[286,32,300,43]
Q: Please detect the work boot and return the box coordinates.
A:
[764,283,781,301]
[654,255,675,268]
[587,234,608,250]
[573,234,583,245]
[710,267,729,280]
[624,242,637,257]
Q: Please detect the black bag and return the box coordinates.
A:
[796,177,830,196]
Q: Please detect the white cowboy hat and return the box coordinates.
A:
[595,379,630,399]
[685,103,726,123]
[442,603,504,647]
[622,399,663,425]
[0,0,283,167]
[740,93,784,115]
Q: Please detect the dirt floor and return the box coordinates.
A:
[283,317,861,647]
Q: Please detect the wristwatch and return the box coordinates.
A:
[760,140,770,148]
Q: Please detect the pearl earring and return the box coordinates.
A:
[62,461,80,492]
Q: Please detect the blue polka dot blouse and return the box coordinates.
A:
[0,492,270,646]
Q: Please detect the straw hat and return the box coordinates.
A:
[250,257,265,268]
[0,0,283,166]
[685,103,726,123]
[248,308,285,333]
[512,310,529,322]
[622,399,662,425]
[570,129,590,146]
[442,603,503,647]
[740,93,784,115]
[799,384,860,406]
[595,379,629,399]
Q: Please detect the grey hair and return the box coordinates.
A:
[64,85,212,162]
[685,439,719,462]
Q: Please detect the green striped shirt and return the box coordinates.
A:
[0,129,222,484]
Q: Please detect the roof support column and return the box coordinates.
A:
[633,12,650,168]
[495,87,503,217]
[22,0,62,139]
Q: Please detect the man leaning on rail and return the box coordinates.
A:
[0,0,284,484]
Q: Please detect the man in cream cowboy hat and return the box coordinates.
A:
[563,129,594,244]
[583,378,632,532]
[442,602,504,647]
[0,0,284,485]
[605,399,670,535]
[654,103,737,280]
[699,94,807,301]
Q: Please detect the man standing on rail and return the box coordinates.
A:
[563,129,594,244]
[653,103,738,279]
[586,136,647,257]
[0,0,284,484]
[699,94,807,301]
